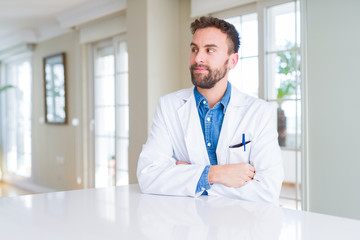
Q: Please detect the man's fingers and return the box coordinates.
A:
[247,167,255,177]
[244,176,251,182]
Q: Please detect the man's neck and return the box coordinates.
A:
[197,79,228,108]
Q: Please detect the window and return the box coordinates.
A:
[1,59,32,178]
[220,0,302,209]
[265,1,301,210]
[227,13,259,97]
[90,35,129,188]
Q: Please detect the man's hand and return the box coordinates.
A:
[176,161,190,165]
[209,163,255,188]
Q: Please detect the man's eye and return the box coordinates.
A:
[207,49,215,53]
[191,48,198,53]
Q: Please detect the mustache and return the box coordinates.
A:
[190,64,210,71]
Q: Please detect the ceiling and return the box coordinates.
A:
[0,0,91,42]
[0,0,126,51]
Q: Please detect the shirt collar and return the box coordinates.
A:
[193,81,232,113]
[220,82,231,112]
[194,87,206,108]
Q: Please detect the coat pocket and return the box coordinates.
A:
[227,142,252,164]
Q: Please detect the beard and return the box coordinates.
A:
[190,59,229,89]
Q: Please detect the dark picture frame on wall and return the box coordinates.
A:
[43,52,67,124]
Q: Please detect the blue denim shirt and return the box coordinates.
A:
[194,82,231,194]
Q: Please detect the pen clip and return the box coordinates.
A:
[242,133,246,151]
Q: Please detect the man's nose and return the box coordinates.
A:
[194,50,206,64]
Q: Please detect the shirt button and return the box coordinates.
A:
[203,100,206,104]
[207,117,210,121]
[207,143,211,147]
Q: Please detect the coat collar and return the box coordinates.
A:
[177,89,209,165]
[176,85,250,108]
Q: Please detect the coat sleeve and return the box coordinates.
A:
[137,97,206,197]
[209,103,284,204]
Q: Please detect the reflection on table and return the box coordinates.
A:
[0,184,359,240]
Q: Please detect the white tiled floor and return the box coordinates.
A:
[0,181,33,198]
[280,182,301,210]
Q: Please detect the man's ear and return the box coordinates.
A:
[228,53,239,69]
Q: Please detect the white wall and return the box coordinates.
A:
[127,0,182,184]
[32,32,83,191]
[147,0,181,130]
[127,0,149,184]
[306,0,360,220]
[179,0,195,89]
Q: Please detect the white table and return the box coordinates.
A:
[0,184,359,239]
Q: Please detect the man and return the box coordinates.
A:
[137,16,284,203]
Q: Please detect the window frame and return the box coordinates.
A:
[0,51,33,182]
[212,0,308,210]
[88,34,129,188]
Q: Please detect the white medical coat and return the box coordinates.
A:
[137,86,284,203]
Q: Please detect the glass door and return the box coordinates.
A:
[91,36,129,188]
[1,59,32,178]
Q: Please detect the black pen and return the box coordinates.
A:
[229,141,251,148]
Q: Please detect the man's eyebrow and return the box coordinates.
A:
[190,42,218,48]
[204,44,218,48]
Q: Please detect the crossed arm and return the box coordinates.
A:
[138,96,283,202]
[176,161,255,188]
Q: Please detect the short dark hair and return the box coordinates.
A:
[190,16,240,54]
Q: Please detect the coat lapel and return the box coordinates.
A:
[177,89,209,165]
[216,87,249,165]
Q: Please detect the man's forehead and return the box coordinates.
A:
[192,28,227,44]
[191,27,230,50]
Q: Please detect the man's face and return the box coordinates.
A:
[190,27,238,89]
